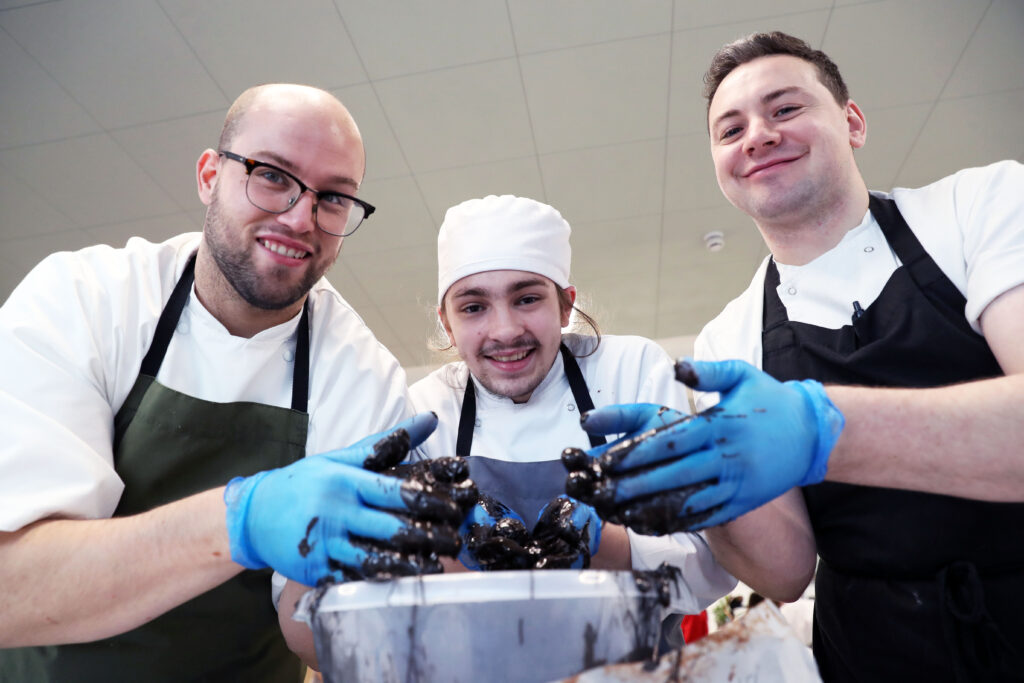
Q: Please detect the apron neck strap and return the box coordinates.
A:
[140,252,311,412]
[455,341,606,457]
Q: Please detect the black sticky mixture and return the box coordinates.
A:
[563,443,718,535]
[463,494,604,571]
[674,360,699,387]
[311,457,481,583]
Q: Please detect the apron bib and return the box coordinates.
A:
[455,343,605,529]
[3,255,309,682]
[761,196,1024,682]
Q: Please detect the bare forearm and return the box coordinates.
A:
[590,523,631,570]
[826,373,1024,501]
[279,580,318,670]
[0,487,241,646]
[705,489,816,602]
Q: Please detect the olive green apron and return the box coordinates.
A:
[1,255,308,682]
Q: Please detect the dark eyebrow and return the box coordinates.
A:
[249,149,360,191]
[711,86,806,131]
[449,277,549,300]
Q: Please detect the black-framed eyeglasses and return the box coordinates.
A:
[218,151,375,237]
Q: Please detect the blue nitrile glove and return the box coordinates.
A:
[458,494,535,571]
[564,359,843,533]
[532,495,602,569]
[224,412,465,586]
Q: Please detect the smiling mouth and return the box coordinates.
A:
[258,237,310,260]
[746,156,800,177]
[486,349,533,363]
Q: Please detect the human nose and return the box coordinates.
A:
[745,116,780,154]
[276,189,318,233]
[489,305,525,341]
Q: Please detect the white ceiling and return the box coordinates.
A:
[2,0,1022,368]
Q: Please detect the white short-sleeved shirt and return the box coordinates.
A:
[0,233,412,531]
[694,160,1024,409]
[411,333,736,613]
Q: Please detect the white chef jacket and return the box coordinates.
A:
[411,333,736,614]
[0,233,412,532]
[694,160,1024,410]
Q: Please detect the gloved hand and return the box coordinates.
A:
[458,494,536,571]
[224,412,467,586]
[564,359,844,533]
[531,495,602,569]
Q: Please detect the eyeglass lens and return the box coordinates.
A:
[246,165,365,236]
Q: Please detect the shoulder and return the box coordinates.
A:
[574,333,668,367]
[410,362,467,408]
[891,160,1024,226]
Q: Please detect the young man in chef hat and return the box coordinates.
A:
[411,194,734,610]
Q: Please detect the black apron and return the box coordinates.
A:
[455,343,605,530]
[0,255,308,682]
[761,196,1024,682]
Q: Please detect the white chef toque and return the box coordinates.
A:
[437,195,572,305]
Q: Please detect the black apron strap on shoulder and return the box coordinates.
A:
[761,258,790,332]
[456,376,476,457]
[140,253,197,377]
[868,195,949,293]
[290,301,310,413]
[559,343,606,448]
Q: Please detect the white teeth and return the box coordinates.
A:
[492,350,529,362]
[260,239,308,259]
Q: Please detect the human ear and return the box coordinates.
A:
[846,100,867,150]
[196,149,220,205]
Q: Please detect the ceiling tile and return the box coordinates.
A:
[0,165,76,239]
[540,139,664,225]
[323,262,370,309]
[0,227,99,274]
[521,34,670,154]
[333,83,410,181]
[823,0,988,111]
[943,0,1024,98]
[896,88,1024,189]
[508,0,671,54]
[342,175,435,255]
[663,133,729,213]
[375,59,535,173]
[579,270,658,337]
[110,110,225,211]
[82,212,190,248]
[0,133,179,228]
[659,205,764,268]
[346,246,436,306]
[417,157,545,224]
[345,300,413,365]
[571,213,662,251]
[161,0,367,95]
[0,0,227,128]
[668,11,831,136]
[673,0,833,30]
[855,102,931,191]
[0,29,100,148]
[377,300,438,352]
[339,0,514,79]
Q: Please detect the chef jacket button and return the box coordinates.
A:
[864,246,875,253]
[282,348,295,363]
[787,286,797,295]
[474,418,481,428]
[567,403,576,412]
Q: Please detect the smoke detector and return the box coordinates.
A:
[703,230,725,252]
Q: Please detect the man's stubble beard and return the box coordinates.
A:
[203,195,339,310]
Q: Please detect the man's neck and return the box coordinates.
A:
[193,245,304,338]
[758,189,870,266]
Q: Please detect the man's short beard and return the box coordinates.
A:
[204,196,331,310]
